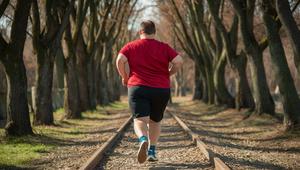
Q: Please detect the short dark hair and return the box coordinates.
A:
[140,20,156,35]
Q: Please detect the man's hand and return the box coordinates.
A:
[169,55,183,76]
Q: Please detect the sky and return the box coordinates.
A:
[131,0,159,30]
[0,0,161,38]
[138,0,159,21]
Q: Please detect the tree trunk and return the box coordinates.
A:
[180,86,186,96]
[64,57,81,119]
[205,67,215,104]
[99,71,109,105]
[232,1,275,114]
[63,22,82,119]
[275,0,300,76]
[193,63,202,100]
[4,60,33,135]
[111,63,121,101]
[107,60,120,101]
[179,68,186,96]
[262,2,300,130]
[213,53,235,107]
[54,47,64,89]
[105,44,115,103]
[95,50,102,105]
[0,64,7,126]
[174,76,179,96]
[98,43,111,105]
[107,60,114,102]
[93,47,101,105]
[33,49,54,125]
[87,54,97,109]
[201,72,209,103]
[2,0,33,136]
[247,50,275,114]
[232,54,255,110]
[76,33,90,111]
[175,67,186,97]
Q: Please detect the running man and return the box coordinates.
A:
[116,20,183,163]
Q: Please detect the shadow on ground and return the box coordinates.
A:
[172,98,300,170]
[98,115,212,169]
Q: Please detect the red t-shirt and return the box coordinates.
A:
[119,38,178,88]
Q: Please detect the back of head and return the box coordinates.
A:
[140,20,156,35]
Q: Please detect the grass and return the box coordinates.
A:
[0,100,128,168]
[0,135,52,167]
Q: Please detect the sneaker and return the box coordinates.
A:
[147,145,158,162]
[147,154,158,161]
[137,136,148,163]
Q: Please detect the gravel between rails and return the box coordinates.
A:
[98,114,212,170]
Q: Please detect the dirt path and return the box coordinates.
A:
[31,112,130,170]
[172,97,300,170]
[98,114,212,170]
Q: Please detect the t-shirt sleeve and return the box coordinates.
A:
[119,44,130,59]
[166,44,178,62]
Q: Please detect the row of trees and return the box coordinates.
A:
[0,0,137,136]
[159,0,300,131]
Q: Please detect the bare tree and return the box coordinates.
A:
[275,0,300,77]
[0,0,33,136]
[31,0,73,125]
[260,0,300,130]
[230,0,275,115]
[207,0,254,109]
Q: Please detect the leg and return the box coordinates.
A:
[147,88,170,161]
[149,88,170,145]
[147,119,161,161]
[128,86,151,163]
[134,116,149,138]
[134,116,150,163]
[128,86,151,139]
[148,119,161,146]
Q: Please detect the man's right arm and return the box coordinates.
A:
[116,53,130,86]
[169,55,183,76]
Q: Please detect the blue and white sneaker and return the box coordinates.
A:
[137,136,148,163]
[147,154,158,161]
[147,145,158,162]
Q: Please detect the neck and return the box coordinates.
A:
[140,34,155,39]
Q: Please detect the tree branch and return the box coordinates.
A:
[31,0,41,51]
[259,0,300,50]
[9,0,33,50]
[0,0,9,17]
[170,0,199,58]
[0,35,8,63]
[113,0,136,43]
[229,0,243,15]
[51,0,74,53]
[72,0,88,44]
[87,0,96,55]
[2,13,33,38]
[95,0,114,44]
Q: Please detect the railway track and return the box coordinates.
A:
[80,111,230,170]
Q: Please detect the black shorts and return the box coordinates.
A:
[128,85,170,122]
